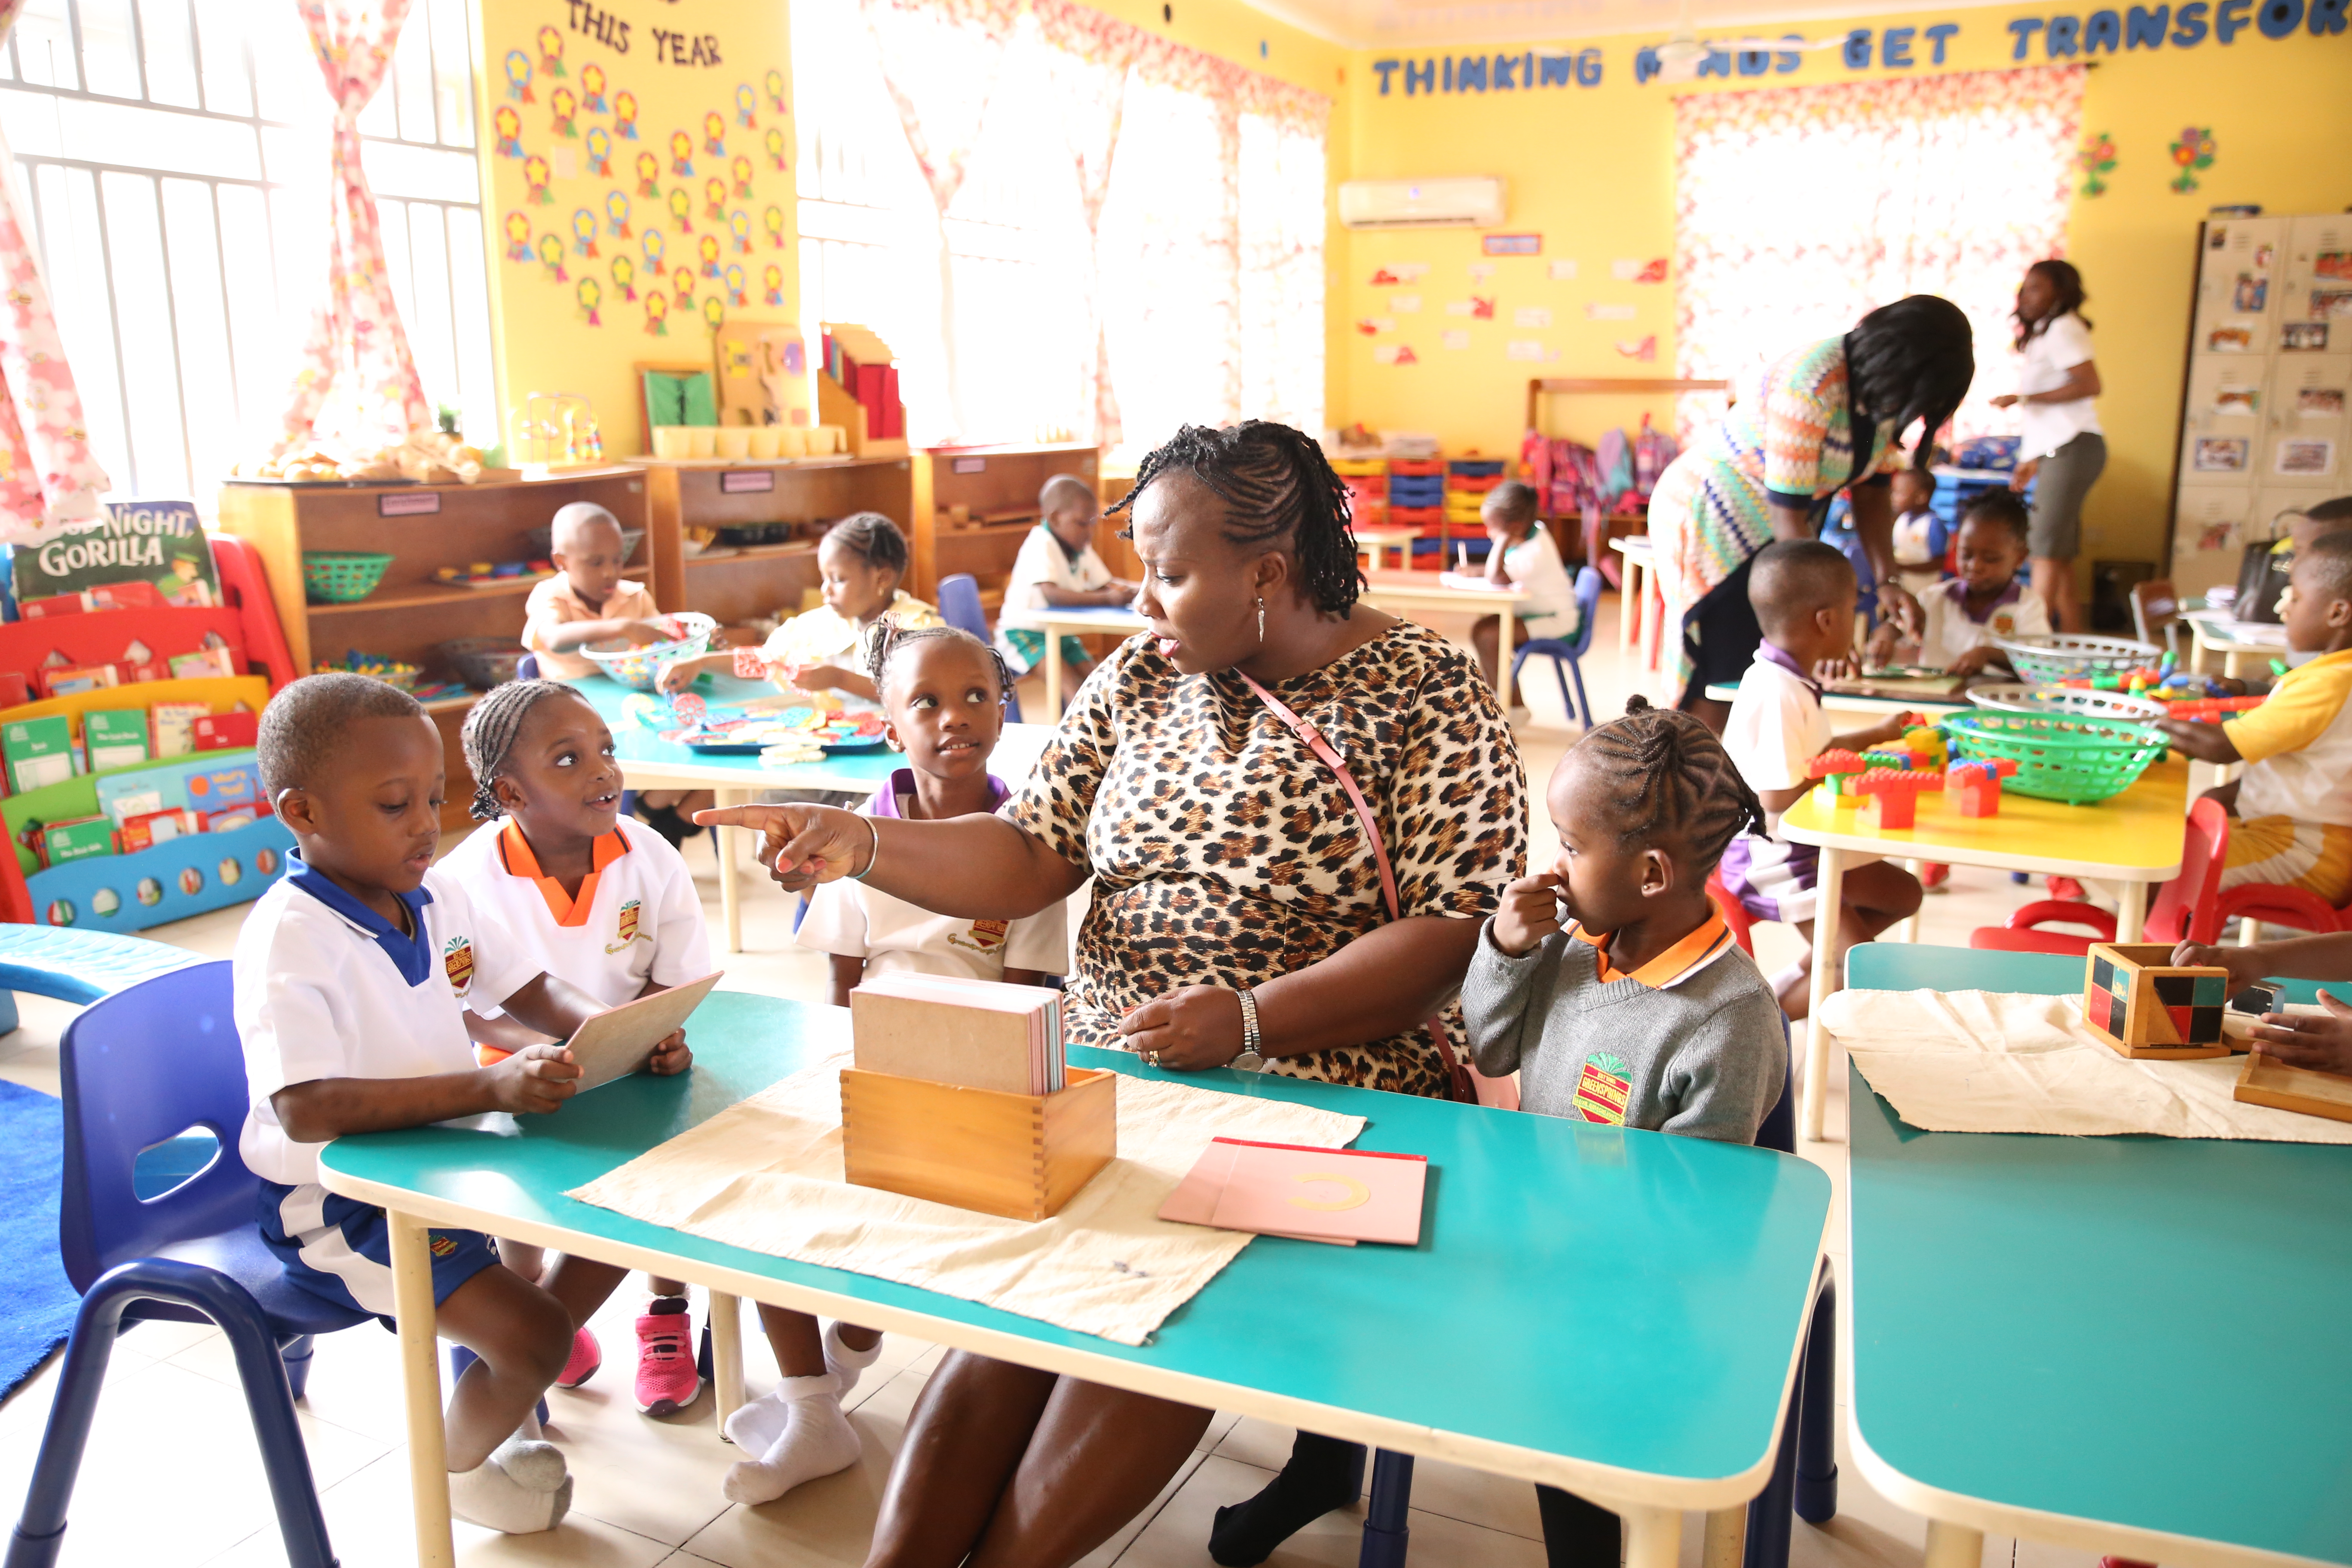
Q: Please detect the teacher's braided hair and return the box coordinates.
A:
[1844,294,1975,474]
[1108,421,1361,615]
[461,678,579,820]
[1576,695,1767,877]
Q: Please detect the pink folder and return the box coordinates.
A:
[1157,1138,1427,1246]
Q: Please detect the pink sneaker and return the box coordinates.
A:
[634,1310,703,1415]
[557,1326,601,1389]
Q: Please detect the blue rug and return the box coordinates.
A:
[0,1078,78,1400]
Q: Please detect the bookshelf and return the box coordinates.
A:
[628,455,915,627]
[911,443,1101,606]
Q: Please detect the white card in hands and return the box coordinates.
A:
[564,972,722,1092]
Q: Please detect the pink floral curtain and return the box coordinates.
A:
[1032,0,1141,450]
[0,0,113,545]
[277,0,433,456]
[1674,66,2082,443]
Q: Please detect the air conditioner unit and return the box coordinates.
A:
[1337,178,1504,230]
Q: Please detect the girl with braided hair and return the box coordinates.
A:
[695,419,1527,1568]
[1463,698,1789,1566]
[441,680,715,1420]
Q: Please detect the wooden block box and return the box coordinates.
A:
[839,1066,1116,1221]
[2082,942,2232,1059]
[2234,1052,2352,1124]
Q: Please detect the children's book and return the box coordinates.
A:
[84,709,150,771]
[150,701,210,758]
[41,816,116,866]
[9,500,219,608]
[850,971,1064,1095]
[3,715,74,793]
[1158,1138,1427,1246]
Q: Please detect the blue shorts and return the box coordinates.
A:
[257,1179,502,1326]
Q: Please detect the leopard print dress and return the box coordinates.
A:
[1000,620,1528,1098]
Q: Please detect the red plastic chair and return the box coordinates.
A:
[1970,799,2228,955]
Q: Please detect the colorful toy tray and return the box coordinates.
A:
[1966,683,2168,722]
[1991,634,2160,686]
[581,613,719,691]
[1939,710,2169,806]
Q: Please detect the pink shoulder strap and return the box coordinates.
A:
[1234,670,1401,922]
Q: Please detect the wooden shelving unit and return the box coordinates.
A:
[629,456,914,627]
[911,443,1101,603]
[216,469,646,828]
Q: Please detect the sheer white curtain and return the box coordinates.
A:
[1674,66,2083,441]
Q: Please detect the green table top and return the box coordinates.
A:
[320,992,1831,1504]
[1846,944,2352,1565]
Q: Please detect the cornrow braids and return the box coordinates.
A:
[1107,420,1362,615]
[825,511,910,576]
[461,679,579,820]
[861,617,1014,706]
[1575,694,1768,876]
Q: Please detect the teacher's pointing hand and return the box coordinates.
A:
[693,803,876,891]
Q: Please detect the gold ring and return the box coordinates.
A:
[1143,1049,1160,1067]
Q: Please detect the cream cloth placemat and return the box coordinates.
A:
[567,1057,1367,1345]
[1821,988,2352,1144]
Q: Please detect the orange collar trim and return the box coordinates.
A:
[1572,910,1734,989]
[498,821,628,928]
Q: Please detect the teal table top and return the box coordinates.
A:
[1846,944,2352,1565]
[320,992,1832,1504]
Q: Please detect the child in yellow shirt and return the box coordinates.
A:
[2159,531,2352,905]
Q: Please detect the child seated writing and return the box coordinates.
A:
[1718,539,1924,1019]
[1865,490,2049,680]
[1464,696,1785,1566]
[1471,480,1578,692]
[521,502,670,680]
[441,680,712,1420]
[658,511,940,701]
[239,674,689,1534]
[995,473,1136,692]
[2157,530,2352,908]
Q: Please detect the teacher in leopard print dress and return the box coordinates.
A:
[698,418,1526,1568]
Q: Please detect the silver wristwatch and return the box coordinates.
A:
[1230,986,1267,1071]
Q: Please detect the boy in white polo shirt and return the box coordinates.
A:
[239,674,686,1534]
[995,473,1135,690]
[441,680,714,1419]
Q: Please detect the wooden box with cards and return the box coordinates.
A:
[839,972,1115,1220]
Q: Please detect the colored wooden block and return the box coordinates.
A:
[2079,943,2233,1060]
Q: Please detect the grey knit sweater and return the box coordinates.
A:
[1462,919,1785,1142]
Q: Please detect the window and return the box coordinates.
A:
[0,0,493,503]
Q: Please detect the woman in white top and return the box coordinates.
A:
[1991,260,2103,634]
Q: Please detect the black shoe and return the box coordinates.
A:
[1208,1432,1366,1565]
[638,803,702,848]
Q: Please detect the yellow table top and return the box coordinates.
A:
[1776,758,2189,880]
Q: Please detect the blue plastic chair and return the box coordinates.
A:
[935,572,1024,723]
[516,651,541,681]
[1507,567,1608,728]
[10,961,363,1568]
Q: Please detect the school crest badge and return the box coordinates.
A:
[947,918,1010,955]
[606,897,643,953]
[1571,1052,1631,1126]
[1991,611,2018,636]
[429,1233,459,1258]
[443,936,475,996]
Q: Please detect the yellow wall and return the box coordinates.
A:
[1335,13,2352,571]
[472,0,801,459]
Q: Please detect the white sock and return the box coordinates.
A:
[721,1374,861,1505]
[823,1322,883,1397]
[450,1456,572,1534]
[489,1426,569,1493]
[724,1387,788,1453]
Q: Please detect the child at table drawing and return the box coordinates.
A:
[521,502,671,680]
[238,675,684,1535]
[2157,531,2352,908]
[441,680,713,1420]
[1717,540,1924,1019]
[1464,697,1785,1568]
[995,472,1136,692]
[1472,480,1578,692]
[658,511,941,701]
[1864,490,2050,680]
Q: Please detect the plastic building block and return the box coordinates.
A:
[1807,748,1869,805]
[1902,726,1949,771]
[1853,768,1940,831]
[1948,761,2002,817]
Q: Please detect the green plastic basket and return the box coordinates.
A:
[302,551,394,603]
[1990,633,2157,686]
[1940,710,2170,805]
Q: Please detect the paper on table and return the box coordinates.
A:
[1158,1138,1351,1245]
[566,972,723,1092]
[1159,1137,1427,1245]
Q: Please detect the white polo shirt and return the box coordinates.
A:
[1723,644,1833,857]
[798,769,1068,981]
[234,860,537,1185]
[438,814,710,1008]
[995,526,1116,668]
[1916,578,2052,669]
[2016,312,2101,461]
[1501,527,1579,636]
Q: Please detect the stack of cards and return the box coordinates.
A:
[850,971,1065,1096]
[1158,1138,1427,1246]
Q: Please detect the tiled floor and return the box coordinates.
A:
[0,597,2116,1568]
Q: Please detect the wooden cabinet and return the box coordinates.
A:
[631,456,914,626]
[910,443,1100,606]
[216,469,646,828]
